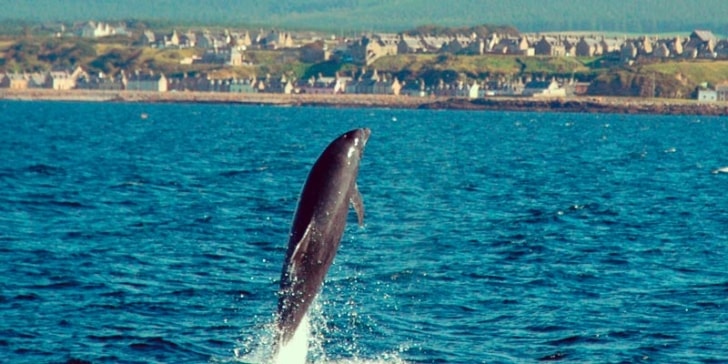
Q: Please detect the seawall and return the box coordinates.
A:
[2,89,727,116]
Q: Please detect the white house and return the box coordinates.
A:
[523,80,566,97]
[697,88,717,102]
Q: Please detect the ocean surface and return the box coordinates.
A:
[1,100,727,364]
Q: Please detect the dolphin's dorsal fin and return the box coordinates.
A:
[350,183,365,226]
[289,220,314,274]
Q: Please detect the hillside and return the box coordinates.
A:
[5,34,726,100]
[368,54,598,84]
[1,0,727,33]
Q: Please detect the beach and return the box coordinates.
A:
[1,89,727,115]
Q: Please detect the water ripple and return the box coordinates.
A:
[0,102,726,363]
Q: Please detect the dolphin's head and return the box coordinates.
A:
[306,128,370,189]
[325,128,370,167]
[342,128,370,161]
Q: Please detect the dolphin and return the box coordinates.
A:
[275,128,371,348]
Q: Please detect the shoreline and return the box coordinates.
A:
[2,89,727,116]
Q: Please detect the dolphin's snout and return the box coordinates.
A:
[350,128,371,149]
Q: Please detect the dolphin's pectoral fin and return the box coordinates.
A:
[350,183,365,227]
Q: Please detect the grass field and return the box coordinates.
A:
[371,53,600,78]
[644,60,728,86]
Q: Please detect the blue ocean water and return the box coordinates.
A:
[0,100,727,364]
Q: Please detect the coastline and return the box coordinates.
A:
[1,89,727,116]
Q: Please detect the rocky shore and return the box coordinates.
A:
[2,89,727,116]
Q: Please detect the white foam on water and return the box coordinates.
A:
[233,300,322,364]
[271,314,310,364]
[233,296,408,364]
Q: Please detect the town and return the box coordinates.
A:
[1,21,728,102]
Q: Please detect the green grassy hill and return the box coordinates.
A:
[646,60,728,86]
[369,54,599,83]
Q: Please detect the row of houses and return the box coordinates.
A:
[1,66,579,99]
[149,27,728,64]
[0,67,86,90]
[348,29,728,65]
[0,69,166,91]
[42,20,309,51]
[142,27,728,66]
[138,29,297,50]
[40,21,131,38]
[48,21,728,63]
[47,20,728,69]
[48,21,260,47]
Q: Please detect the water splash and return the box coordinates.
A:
[234,297,407,364]
[272,314,310,364]
[232,298,322,364]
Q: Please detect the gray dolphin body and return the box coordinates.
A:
[276,128,371,346]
